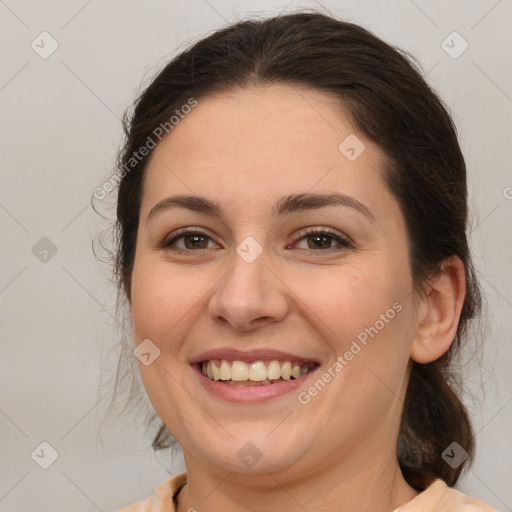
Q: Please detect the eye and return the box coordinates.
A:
[160,229,220,251]
[159,227,353,253]
[293,228,354,251]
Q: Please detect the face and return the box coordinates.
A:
[130,84,420,480]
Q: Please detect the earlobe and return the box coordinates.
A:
[410,256,466,364]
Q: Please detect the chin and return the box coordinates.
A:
[190,429,310,476]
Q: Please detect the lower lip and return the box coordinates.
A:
[192,364,319,403]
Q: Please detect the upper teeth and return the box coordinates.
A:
[201,360,315,381]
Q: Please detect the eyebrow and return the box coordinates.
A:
[146,192,375,223]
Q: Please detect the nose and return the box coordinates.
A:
[208,250,290,332]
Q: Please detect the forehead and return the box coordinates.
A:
[141,84,392,216]
[153,84,356,166]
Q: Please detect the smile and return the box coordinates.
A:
[200,359,318,386]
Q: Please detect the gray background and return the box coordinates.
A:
[0,1,511,511]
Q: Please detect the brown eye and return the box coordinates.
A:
[306,234,334,249]
[161,230,219,251]
[294,229,354,251]
[183,234,209,249]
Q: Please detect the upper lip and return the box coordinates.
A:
[189,348,320,364]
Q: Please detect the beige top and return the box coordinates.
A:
[116,472,500,511]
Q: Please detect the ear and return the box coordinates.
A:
[410,256,466,364]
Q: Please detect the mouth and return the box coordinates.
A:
[196,359,319,386]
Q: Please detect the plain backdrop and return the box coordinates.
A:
[0,1,511,511]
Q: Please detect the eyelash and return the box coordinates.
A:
[160,227,355,253]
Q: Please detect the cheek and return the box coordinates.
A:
[130,256,207,345]
[286,261,414,395]
[287,264,402,341]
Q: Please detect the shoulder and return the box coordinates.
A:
[394,479,500,512]
[114,472,187,512]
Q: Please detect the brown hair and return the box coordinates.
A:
[110,10,481,490]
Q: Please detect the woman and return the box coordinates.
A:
[111,11,498,512]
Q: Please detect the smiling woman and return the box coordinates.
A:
[106,10,497,512]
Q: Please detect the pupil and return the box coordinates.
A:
[185,235,207,249]
[308,235,331,249]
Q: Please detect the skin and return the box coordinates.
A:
[130,84,466,512]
